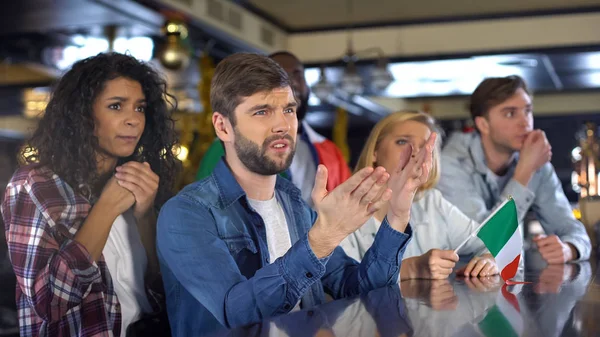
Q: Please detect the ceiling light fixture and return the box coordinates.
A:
[311,0,394,100]
[158,20,191,71]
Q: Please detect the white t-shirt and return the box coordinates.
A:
[247,196,301,312]
[102,209,153,337]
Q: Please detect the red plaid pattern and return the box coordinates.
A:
[2,165,120,337]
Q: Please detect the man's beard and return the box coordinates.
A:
[234,128,296,176]
[489,130,520,155]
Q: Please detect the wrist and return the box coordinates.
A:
[513,165,533,187]
[134,207,155,223]
[308,218,340,259]
[386,211,410,232]
[94,197,121,220]
[567,243,578,261]
[405,257,420,279]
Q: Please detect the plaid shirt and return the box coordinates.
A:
[1,165,120,337]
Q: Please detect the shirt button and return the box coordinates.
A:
[307,310,314,317]
[284,303,291,310]
[306,272,313,278]
[264,257,269,264]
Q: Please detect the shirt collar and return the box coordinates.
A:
[212,157,302,209]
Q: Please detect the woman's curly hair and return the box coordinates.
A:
[22,52,179,208]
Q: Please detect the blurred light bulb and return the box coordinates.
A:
[311,66,335,101]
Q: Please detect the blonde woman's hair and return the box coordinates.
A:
[354,110,443,193]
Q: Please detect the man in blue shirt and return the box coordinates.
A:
[157,53,436,336]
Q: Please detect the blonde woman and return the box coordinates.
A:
[340,111,498,279]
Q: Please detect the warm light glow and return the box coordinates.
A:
[571,171,581,193]
[588,157,597,196]
[22,146,38,161]
[23,88,50,119]
[166,23,178,33]
[572,147,582,161]
[36,101,47,111]
[176,145,189,162]
[573,208,582,220]
[163,145,189,161]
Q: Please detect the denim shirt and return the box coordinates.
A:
[156,159,412,336]
[438,132,591,261]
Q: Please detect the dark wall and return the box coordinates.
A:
[0,138,21,315]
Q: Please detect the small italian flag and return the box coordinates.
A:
[477,198,522,281]
[477,284,524,337]
[454,197,522,282]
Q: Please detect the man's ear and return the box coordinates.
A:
[213,112,233,142]
[474,116,490,136]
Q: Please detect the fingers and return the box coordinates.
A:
[367,188,392,214]
[398,133,436,186]
[536,235,559,248]
[395,146,413,173]
[311,165,329,203]
[539,130,549,143]
[470,260,488,277]
[542,250,568,264]
[430,283,458,311]
[481,262,498,276]
[417,157,432,185]
[428,250,458,279]
[430,279,453,291]
[430,264,455,278]
[479,276,501,289]
[350,167,386,201]
[431,258,457,269]
[464,277,487,292]
[407,144,427,178]
[538,243,561,256]
[358,170,390,206]
[117,179,144,198]
[337,166,374,195]
[119,161,159,184]
[458,258,478,276]
[115,169,155,195]
[437,250,459,262]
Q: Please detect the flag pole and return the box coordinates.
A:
[454,196,513,254]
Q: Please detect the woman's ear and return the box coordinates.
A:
[372,149,378,167]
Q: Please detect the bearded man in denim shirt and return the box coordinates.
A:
[156,53,436,336]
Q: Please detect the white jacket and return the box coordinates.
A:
[340,188,488,261]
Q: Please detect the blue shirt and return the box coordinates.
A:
[438,132,591,261]
[156,159,412,336]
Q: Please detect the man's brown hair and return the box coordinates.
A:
[210,52,293,125]
[469,75,531,120]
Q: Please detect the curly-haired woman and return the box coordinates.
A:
[1,53,179,337]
